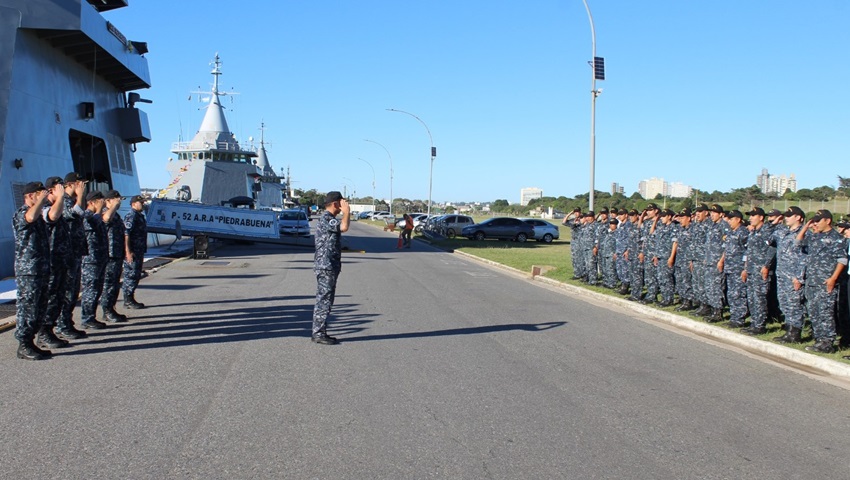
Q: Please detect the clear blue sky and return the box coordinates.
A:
[107,1,849,204]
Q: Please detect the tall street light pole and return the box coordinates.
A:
[582,0,604,212]
[364,139,394,216]
[357,157,376,213]
[386,108,436,218]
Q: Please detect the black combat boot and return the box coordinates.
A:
[675,300,692,312]
[705,307,723,323]
[17,338,48,361]
[618,283,630,295]
[805,339,835,354]
[691,303,709,317]
[103,307,128,323]
[741,324,767,335]
[774,326,802,344]
[55,320,87,340]
[123,293,146,309]
[36,326,70,349]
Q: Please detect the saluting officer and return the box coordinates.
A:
[764,209,785,323]
[38,176,72,350]
[80,191,110,330]
[13,182,52,360]
[654,209,677,306]
[703,204,727,322]
[563,208,585,280]
[613,209,631,295]
[640,204,660,304]
[771,207,808,344]
[797,210,848,353]
[311,191,350,345]
[626,209,644,301]
[57,173,88,340]
[740,207,776,335]
[689,204,710,316]
[123,195,148,309]
[583,212,599,285]
[721,210,749,328]
[100,190,127,323]
[600,218,619,289]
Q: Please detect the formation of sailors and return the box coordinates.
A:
[12,173,148,360]
[565,203,850,353]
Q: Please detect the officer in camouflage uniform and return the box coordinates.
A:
[627,209,645,301]
[123,195,147,309]
[764,209,785,323]
[600,218,618,288]
[654,209,677,306]
[673,208,696,311]
[771,207,808,344]
[640,204,661,304]
[14,182,53,360]
[80,191,111,330]
[703,204,727,322]
[689,205,710,316]
[613,209,631,294]
[797,210,848,353]
[312,191,350,345]
[563,208,585,280]
[595,209,611,286]
[100,190,127,323]
[39,176,72,350]
[740,207,776,335]
[57,173,88,340]
[721,210,749,327]
[583,212,599,285]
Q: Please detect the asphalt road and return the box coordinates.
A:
[2,221,849,479]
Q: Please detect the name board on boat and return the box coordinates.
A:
[147,200,278,239]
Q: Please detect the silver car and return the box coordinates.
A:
[519,218,560,243]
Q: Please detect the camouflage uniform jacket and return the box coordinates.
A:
[104,213,126,259]
[673,223,693,267]
[13,205,50,276]
[63,193,87,256]
[124,209,148,255]
[744,224,776,275]
[705,220,725,264]
[42,205,72,269]
[314,210,342,272]
[772,225,806,281]
[654,222,675,261]
[82,210,107,264]
[723,226,748,273]
[800,229,849,284]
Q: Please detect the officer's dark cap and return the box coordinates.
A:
[64,172,86,183]
[324,191,343,206]
[23,181,47,195]
[783,206,805,218]
[677,207,692,217]
[767,209,782,217]
[645,203,659,211]
[585,210,595,218]
[628,209,639,216]
[811,209,833,222]
[609,218,618,225]
[746,207,766,217]
[86,191,104,202]
[599,208,609,214]
[659,209,674,217]
[130,195,145,204]
[104,189,124,200]
[727,210,743,219]
[617,209,628,215]
[709,204,724,213]
[836,220,850,230]
[44,176,64,189]
[695,203,709,212]
[572,207,581,213]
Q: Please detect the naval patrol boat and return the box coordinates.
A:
[0,0,152,278]
[156,54,287,210]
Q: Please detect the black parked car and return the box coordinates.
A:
[461,217,534,242]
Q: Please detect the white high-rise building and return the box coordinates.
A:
[520,187,543,206]
[638,178,667,200]
[756,168,798,195]
[667,182,692,198]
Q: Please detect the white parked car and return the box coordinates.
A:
[519,218,560,243]
[279,209,311,236]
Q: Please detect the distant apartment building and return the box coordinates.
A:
[756,168,797,195]
[638,177,693,199]
[520,187,543,206]
[611,182,624,195]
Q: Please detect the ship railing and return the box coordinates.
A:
[171,141,258,153]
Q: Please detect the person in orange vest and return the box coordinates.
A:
[400,213,414,249]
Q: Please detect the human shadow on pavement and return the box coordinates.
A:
[147,295,315,309]
[341,321,566,343]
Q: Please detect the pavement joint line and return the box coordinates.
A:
[451,248,850,381]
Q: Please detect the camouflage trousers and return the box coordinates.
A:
[657,263,675,303]
[101,258,123,309]
[629,258,644,300]
[81,261,106,323]
[571,242,585,278]
[726,271,748,322]
[745,272,770,328]
[704,263,725,309]
[313,269,340,335]
[615,253,629,284]
[59,256,82,328]
[691,260,706,305]
[675,263,693,302]
[584,250,598,284]
[44,264,69,327]
[805,282,838,341]
[15,274,48,341]
[601,254,617,288]
[776,273,806,329]
[123,254,144,297]
[644,259,659,300]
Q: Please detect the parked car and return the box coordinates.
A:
[461,217,534,242]
[278,209,311,236]
[371,211,392,220]
[358,211,374,219]
[519,218,560,243]
[396,213,428,229]
[438,214,474,238]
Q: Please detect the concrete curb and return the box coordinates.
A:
[451,249,850,380]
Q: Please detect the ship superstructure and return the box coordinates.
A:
[0,0,152,278]
[158,55,286,209]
